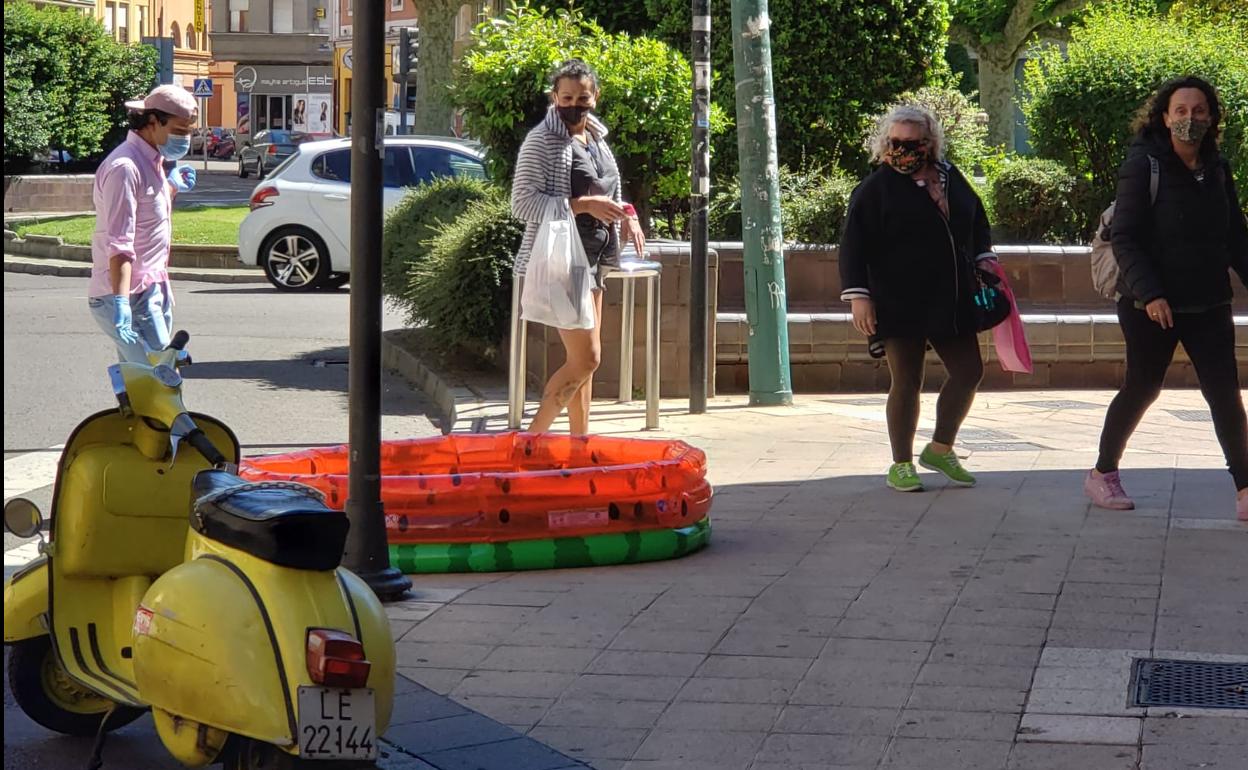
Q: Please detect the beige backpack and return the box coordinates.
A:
[1089,155,1159,299]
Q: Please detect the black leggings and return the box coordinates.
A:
[1096,300,1248,490]
[884,334,985,464]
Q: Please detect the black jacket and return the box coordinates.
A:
[1112,131,1248,307]
[839,161,993,339]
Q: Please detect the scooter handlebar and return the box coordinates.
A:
[185,428,227,467]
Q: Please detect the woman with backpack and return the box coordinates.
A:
[1085,76,1248,519]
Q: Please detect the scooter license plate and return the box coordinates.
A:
[296,686,378,760]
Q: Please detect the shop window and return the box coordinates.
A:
[229,0,249,32]
[273,0,294,33]
[117,5,129,43]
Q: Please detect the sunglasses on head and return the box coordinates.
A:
[888,138,929,152]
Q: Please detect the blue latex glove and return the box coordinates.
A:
[168,164,196,192]
[112,295,139,345]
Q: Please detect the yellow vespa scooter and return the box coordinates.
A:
[3,332,395,769]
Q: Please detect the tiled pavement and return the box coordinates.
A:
[383,390,1247,769]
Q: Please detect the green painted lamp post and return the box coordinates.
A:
[730,0,792,406]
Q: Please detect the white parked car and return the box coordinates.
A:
[238,136,488,291]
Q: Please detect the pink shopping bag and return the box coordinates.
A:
[988,261,1033,374]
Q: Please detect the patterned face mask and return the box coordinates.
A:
[884,146,927,175]
[1170,116,1211,145]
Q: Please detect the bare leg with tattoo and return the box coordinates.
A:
[529,289,604,434]
[567,290,604,435]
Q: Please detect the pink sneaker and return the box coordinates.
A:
[1085,470,1135,510]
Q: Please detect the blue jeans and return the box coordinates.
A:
[88,281,174,363]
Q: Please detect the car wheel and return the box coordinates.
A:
[238,156,250,179]
[260,227,332,292]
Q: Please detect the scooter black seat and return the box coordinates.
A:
[191,470,349,571]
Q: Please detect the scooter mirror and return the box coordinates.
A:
[3,498,44,539]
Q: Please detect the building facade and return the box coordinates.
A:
[329,0,418,137]
[329,0,503,137]
[209,0,334,139]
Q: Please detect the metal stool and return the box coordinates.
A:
[603,257,662,429]
[507,256,663,431]
[507,274,528,430]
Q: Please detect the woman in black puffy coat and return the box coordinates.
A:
[1084,76,1248,519]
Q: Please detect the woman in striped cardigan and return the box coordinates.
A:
[512,59,646,434]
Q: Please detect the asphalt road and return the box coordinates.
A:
[173,166,259,208]
[2,272,440,769]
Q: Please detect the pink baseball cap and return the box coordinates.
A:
[124,85,198,119]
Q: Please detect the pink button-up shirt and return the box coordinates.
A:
[89,131,172,299]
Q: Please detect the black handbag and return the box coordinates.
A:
[972,266,1012,332]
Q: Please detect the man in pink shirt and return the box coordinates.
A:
[88,85,199,362]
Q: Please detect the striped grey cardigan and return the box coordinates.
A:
[511,106,623,275]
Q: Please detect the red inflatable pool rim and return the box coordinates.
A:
[240,433,712,544]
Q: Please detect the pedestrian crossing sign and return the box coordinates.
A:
[193,78,213,98]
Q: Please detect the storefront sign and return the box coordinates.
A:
[233,65,334,95]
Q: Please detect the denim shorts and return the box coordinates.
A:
[88,281,174,363]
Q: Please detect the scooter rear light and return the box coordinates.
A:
[250,186,280,210]
[307,629,371,688]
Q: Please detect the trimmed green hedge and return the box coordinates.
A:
[399,193,524,356]
[990,157,1090,244]
[381,177,493,299]
[709,166,856,244]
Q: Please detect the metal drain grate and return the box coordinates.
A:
[1130,658,1248,710]
[920,428,1019,442]
[1017,399,1103,410]
[825,397,888,406]
[1166,410,1213,423]
[961,441,1047,452]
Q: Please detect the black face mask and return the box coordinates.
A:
[557,105,590,127]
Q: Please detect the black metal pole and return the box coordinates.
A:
[344,0,411,601]
[398,27,410,136]
[689,0,710,414]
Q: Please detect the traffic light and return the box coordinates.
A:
[398,26,419,79]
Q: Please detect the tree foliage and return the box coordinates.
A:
[1022,1,1248,212]
[948,0,1092,147]
[4,1,156,168]
[644,0,950,174]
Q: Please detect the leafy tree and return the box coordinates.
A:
[553,0,653,33]
[1022,2,1248,214]
[644,0,950,174]
[949,0,1092,149]
[4,1,155,168]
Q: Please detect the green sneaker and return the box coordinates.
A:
[919,445,977,487]
[887,462,924,492]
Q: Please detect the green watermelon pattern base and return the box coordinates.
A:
[389,518,711,574]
